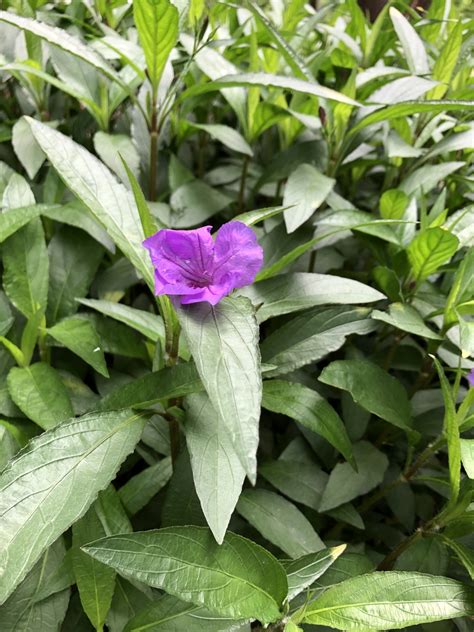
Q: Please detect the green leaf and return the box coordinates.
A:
[2,174,35,209]
[7,363,73,430]
[261,306,374,376]
[47,226,104,324]
[429,21,463,100]
[177,297,261,483]
[400,162,464,197]
[0,409,145,604]
[82,526,288,624]
[2,218,48,319]
[78,298,165,342]
[47,317,108,377]
[93,132,140,185]
[26,119,154,289]
[133,0,178,92]
[236,489,324,559]
[349,101,474,136]
[262,380,354,466]
[118,457,172,515]
[181,73,361,106]
[259,459,328,511]
[0,11,118,82]
[283,164,335,233]
[319,441,388,512]
[284,545,347,600]
[42,202,115,252]
[170,180,233,228]
[319,360,414,437]
[124,593,249,632]
[0,539,70,632]
[11,116,46,180]
[0,204,43,244]
[297,571,474,629]
[441,536,474,580]
[238,273,384,322]
[189,122,253,156]
[100,362,202,411]
[72,504,116,630]
[371,303,441,340]
[185,393,245,544]
[408,228,459,282]
[389,8,429,75]
[234,205,288,227]
[460,439,474,479]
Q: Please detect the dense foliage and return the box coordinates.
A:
[0,1,473,630]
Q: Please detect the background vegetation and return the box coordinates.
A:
[0,0,473,631]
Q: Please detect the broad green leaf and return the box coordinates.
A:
[298,571,474,629]
[0,204,43,244]
[259,459,328,511]
[261,306,374,376]
[236,489,324,559]
[460,439,474,479]
[319,360,414,436]
[0,292,13,337]
[190,123,253,156]
[11,117,45,179]
[124,593,249,632]
[2,174,35,209]
[371,303,441,339]
[133,0,178,91]
[284,545,347,600]
[72,504,116,630]
[170,180,232,228]
[42,202,115,252]
[319,441,388,512]
[185,393,245,544]
[26,119,154,289]
[181,73,360,106]
[47,226,104,324]
[7,363,73,430]
[238,273,384,322]
[0,11,118,82]
[349,101,474,136]
[47,318,108,377]
[78,298,165,342]
[2,218,48,319]
[400,162,464,196]
[283,164,335,233]
[82,526,288,624]
[389,8,429,75]
[0,539,70,632]
[100,362,202,411]
[118,457,172,515]
[408,228,459,282]
[262,380,354,466]
[0,409,145,603]
[394,537,449,575]
[93,132,140,184]
[177,297,261,483]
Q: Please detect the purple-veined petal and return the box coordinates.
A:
[213,221,264,290]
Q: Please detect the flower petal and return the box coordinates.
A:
[143,226,214,295]
[213,221,263,291]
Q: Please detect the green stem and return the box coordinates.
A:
[377,528,423,570]
[238,155,249,212]
[149,96,158,201]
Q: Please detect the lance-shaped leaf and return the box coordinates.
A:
[26,118,154,289]
[239,273,384,322]
[82,526,288,624]
[297,571,474,629]
[408,228,459,282]
[283,164,335,233]
[47,318,108,377]
[284,545,347,600]
[185,393,246,544]
[0,11,118,81]
[133,0,178,92]
[177,297,262,483]
[389,8,429,75]
[262,380,354,466]
[0,409,145,604]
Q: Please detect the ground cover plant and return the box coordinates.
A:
[0,0,473,630]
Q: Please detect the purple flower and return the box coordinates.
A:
[467,368,474,388]
[143,221,263,305]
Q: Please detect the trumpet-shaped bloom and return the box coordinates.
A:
[143,221,263,305]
